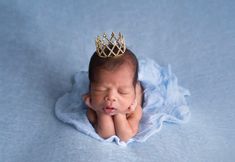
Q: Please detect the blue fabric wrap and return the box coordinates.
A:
[55,58,190,146]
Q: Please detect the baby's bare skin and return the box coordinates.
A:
[85,81,143,142]
[84,63,143,142]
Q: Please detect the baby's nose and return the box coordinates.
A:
[104,96,117,102]
[104,91,117,102]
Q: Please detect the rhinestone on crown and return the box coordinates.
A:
[95,32,126,58]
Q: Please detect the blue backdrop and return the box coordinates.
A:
[0,0,235,161]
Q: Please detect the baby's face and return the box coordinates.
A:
[89,64,136,115]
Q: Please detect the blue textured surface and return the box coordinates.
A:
[0,0,235,161]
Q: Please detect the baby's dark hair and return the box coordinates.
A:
[88,48,139,86]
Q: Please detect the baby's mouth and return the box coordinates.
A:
[103,106,117,114]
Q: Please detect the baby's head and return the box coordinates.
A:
[88,48,139,87]
[85,45,139,115]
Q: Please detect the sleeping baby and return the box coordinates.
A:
[55,32,190,145]
[83,34,143,141]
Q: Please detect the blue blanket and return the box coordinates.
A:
[55,58,190,146]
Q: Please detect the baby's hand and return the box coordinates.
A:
[127,98,137,113]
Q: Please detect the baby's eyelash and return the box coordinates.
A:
[118,91,130,95]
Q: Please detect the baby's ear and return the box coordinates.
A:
[128,98,138,112]
[83,94,92,108]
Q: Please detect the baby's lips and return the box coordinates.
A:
[104,106,116,110]
[103,106,117,114]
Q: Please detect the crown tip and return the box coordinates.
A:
[95,32,126,58]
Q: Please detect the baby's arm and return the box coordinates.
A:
[84,94,115,139]
[87,108,115,139]
[113,82,143,142]
[95,112,115,139]
[113,105,142,142]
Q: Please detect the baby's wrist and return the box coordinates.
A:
[114,113,126,119]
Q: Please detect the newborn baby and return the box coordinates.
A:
[83,46,143,142]
[55,32,190,145]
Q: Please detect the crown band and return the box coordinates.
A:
[95,32,126,58]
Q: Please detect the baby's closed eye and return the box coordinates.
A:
[91,86,107,92]
[118,89,132,95]
[93,88,107,92]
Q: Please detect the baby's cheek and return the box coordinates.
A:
[120,97,133,108]
[91,93,103,101]
[90,96,103,108]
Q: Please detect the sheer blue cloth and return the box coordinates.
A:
[55,58,190,146]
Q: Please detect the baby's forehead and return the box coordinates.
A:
[91,82,134,89]
[92,66,135,86]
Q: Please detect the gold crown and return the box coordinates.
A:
[95,32,126,58]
